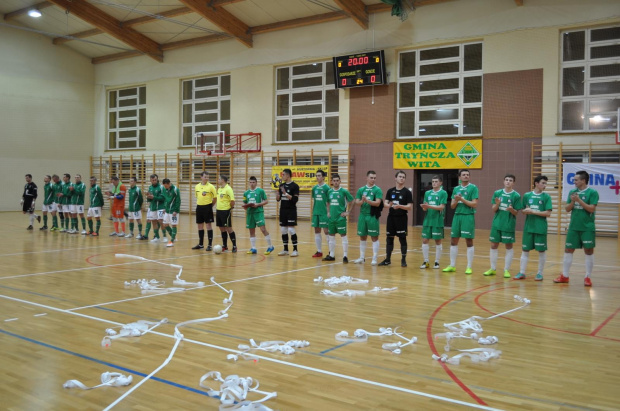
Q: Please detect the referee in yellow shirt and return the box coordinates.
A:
[216,175,237,252]
[193,171,217,251]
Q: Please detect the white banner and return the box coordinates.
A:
[562,163,620,204]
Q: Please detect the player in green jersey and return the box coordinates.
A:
[243,176,274,255]
[353,170,383,265]
[59,173,73,233]
[311,170,331,258]
[420,175,448,269]
[87,177,104,236]
[70,174,87,234]
[50,174,62,231]
[162,178,181,247]
[515,175,552,281]
[443,169,478,274]
[322,173,354,263]
[144,174,166,242]
[484,174,523,278]
[555,170,598,287]
[127,177,144,239]
[40,175,54,230]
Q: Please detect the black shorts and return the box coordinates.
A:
[196,204,214,224]
[22,199,34,213]
[216,209,232,227]
[279,208,297,227]
[386,214,408,237]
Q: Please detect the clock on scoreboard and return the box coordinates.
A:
[333,50,387,89]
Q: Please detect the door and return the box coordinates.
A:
[414,170,459,227]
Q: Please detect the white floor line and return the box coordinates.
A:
[0,293,499,410]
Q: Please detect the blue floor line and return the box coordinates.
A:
[319,341,352,354]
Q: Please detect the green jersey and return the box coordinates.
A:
[128,186,144,212]
[312,183,330,216]
[43,182,55,205]
[328,187,354,216]
[147,183,165,211]
[491,189,522,232]
[163,184,181,213]
[61,182,73,205]
[71,182,86,205]
[243,188,267,215]
[423,188,448,227]
[452,183,479,215]
[523,191,552,234]
[355,185,383,215]
[567,187,598,232]
[90,185,104,208]
[52,181,63,204]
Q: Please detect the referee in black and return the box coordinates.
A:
[379,170,413,267]
[22,173,41,230]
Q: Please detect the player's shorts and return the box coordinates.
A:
[75,205,84,214]
[196,204,214,224]
[111,204,125,219]
[422,226,444,240]
[146,209,165,220]
[565,230,596,250]
[450,214,475,239]
[216,209,232,227]
[246,211,265,229]
[328,216,348,235]
[386,214,408,237]
[163,213,179,226]
[357,214,380,237]
[128,211,142,220]
[45,203,57,213]
[68,204,77,214]
[522,231,547,252]
[489,228,515,244]
[279,208,297,227]
[87,207,102,218]
[22,199,34,213]
[311,214,328,228]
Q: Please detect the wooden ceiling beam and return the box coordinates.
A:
[46,0,163,62]
[178,0,252,48]
[3,2,54,20]
[333,0,368,29]
[252,12,347,35]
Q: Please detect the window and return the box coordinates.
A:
[275,61,339,143]
[110,160,146,182]
[560,25,620,132]
[397,43,483,139]
[181,75,231,147]
[108,86,146,150]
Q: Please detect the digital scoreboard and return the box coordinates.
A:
[333,50,387,89]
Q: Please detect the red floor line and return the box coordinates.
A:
[426,283,496,406]
[590,306,620,336]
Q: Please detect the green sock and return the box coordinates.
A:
[43,215,48,226]
[138,223,143,235]
[153,228,159,238]
[129,222,134,233]
[81,217,86,229]
[171,226,177,241]
[145,222,151,236]
[73,218,78,230]
[88,219,93,231]
[96,220,101,234]
[53,215,58,228]
[65,217,70,229]
[167,226,173,236]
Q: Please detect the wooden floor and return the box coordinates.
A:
[0,211,618,411]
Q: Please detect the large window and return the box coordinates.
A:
[108,86,146,150]
[560,25,620,132]
[397,43,483,139]
[275,61,339,143]
[181,74,231,147]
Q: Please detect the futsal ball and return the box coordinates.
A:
[213,244,223,254]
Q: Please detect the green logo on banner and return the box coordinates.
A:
[457,142,480,167]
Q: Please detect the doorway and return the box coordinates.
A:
[414,170,459,227]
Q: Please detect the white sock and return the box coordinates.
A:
[29,214,35,225]
[342,236,348,257]
[563,253,573,277]
[585,254,594,278]
[250,237,256,249]
[467,246,474,269]
[360,240,367,259]
[328,235,336,257]
[372,240,380,259]
[538,252,546,274]
[422,244,430,261]
[315,233,322,253]
[450,245,458,267]
[265,234,272,247]
[504,248,514,271]
[490,248,498,270]
[520,251,529,274]
[435,244,442,263]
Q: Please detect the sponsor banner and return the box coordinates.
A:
[270,166,327,191]
[562,163,620,204]
[393,139,482,169]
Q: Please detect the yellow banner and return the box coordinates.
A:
[393,139,482,169]
[270,166,327,191]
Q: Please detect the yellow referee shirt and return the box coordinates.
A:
[216,184,235,210]
[195,182,216,206]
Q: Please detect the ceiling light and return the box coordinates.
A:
[28,9,42,18]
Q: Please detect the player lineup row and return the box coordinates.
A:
[21,168,599,285]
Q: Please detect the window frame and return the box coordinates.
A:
[107,86,146,151]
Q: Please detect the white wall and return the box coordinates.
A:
[0,23,95,211]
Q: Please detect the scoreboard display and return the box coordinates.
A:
[333,50,387,89]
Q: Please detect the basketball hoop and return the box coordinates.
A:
[195,131,226,156]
